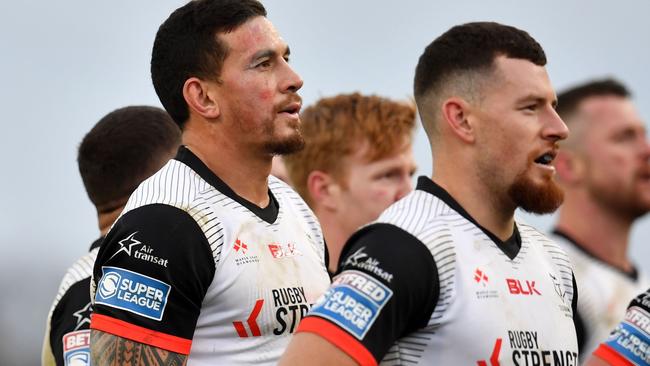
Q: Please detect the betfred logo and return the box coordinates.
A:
[63,329,90,366]
[268,243,302,259]
[506,278,541,296]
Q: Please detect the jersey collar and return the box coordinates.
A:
[174,146,279,224]
[416,176,521,259]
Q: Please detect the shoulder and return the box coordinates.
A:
[340,223,436,283]
[49,247,99,317]
[120,159,214,221]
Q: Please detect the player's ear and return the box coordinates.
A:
[441,97,474,143]
[554,150,585,185]
[307,171,341,211]
[183,77,220,119]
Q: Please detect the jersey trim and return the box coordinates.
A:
[297,317,377,366]
[90,313,192,355]
[415,176,521,259]
[593,344,634,366]
[175,146,279,224]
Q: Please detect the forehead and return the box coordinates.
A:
[579,96,644,135]
[488,56,554,100]
[348,138,414,165]
[219,16,285,59]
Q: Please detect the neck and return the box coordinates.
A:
[316,208,352,273]
[433,150,515,241]
[98,205,124,236]
[555,191,633,272]
[183,122,271,207]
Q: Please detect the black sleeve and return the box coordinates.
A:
[50,279,93,365]
[299,223,439,363]
[91,204,215,345]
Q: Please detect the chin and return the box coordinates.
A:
[509,174,564,214]
[264,134,305,155]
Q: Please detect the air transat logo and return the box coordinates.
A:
[72,302,92,330]
[109,232,168,267]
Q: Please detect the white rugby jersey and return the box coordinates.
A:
[298,177,578,366]
[43,239,101,366]
[550,230,650,361]
[90,146,330,365]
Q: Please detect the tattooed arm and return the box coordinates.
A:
[90,330,187,366]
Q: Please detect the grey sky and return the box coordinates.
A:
[1,0,649,363]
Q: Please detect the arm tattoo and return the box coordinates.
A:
[91,329,187,366]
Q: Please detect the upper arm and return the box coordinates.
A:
[90,329,187,366]
[280,332,358,366]
[287,223,439,365]
[91,204,215,355]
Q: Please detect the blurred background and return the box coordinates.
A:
[1,0,649,363]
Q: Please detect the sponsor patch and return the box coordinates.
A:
[268,243,302,259]
[604,306,650,365]
[343,247,393,282]
[63,329,90,366]
[309,270,392,339]
[95,266,170,321]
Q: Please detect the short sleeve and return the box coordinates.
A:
[90,204,215,355]
[296,223,439,366]
[49,279,93,365]
[592,288,650,365]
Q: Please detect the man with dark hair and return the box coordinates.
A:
[89,0,330,365]
[281,22,578,365]
[551,78,650,361]
[283,93,417,274]
[42,106,180,366]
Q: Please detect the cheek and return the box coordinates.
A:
[365,185,398,208]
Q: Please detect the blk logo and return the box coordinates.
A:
[268,243,301,259]
[477,338,502,366]
[233,299,264,337]
[474,268,489,286]
[233,239,248,255]
[506,278,541,296]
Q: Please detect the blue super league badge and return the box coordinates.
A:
[309,270,393,339]
[95,266,170,321]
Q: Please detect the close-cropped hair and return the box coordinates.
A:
[413,22,546,137]
[77,106,181,213]
[151,0,267,128]
[283,93,416,207]
[556,78,631,119]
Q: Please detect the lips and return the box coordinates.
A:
[534,150,557,166]
[277,99,302,115]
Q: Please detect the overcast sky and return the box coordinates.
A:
[2,0,649,363]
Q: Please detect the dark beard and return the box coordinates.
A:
[508,167,564,214]
[263,131,305,155]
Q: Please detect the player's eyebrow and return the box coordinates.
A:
[249,45,290,65]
